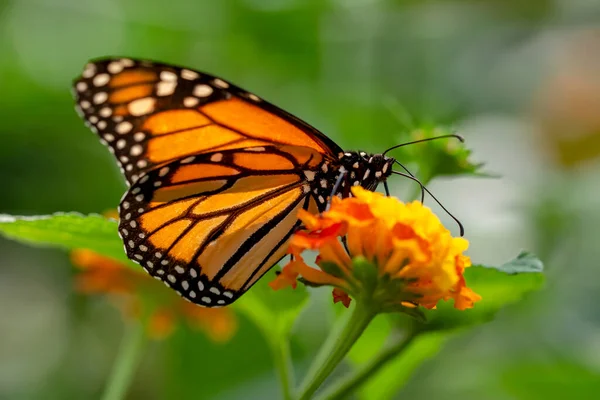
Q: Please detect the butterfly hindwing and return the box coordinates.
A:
[118,145,324,306]
[73,58,343,185]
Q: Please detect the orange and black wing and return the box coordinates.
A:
[72,57,343,185]
[118,145,322,306]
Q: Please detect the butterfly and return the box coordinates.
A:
[72,57,401,307]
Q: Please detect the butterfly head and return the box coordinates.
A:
[337,151,395,191]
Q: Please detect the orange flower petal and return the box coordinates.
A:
[332,288,352,308]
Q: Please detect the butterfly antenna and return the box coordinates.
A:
[382,134,464,157]
[391,160,425,202]
[392,161,465,236]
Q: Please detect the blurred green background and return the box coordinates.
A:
[1,0,600,399]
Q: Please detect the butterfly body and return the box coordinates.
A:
[73,58,394,307]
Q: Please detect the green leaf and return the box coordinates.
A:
[0,213,130,265]
[501,359,600,399]
[423,252,545,331]
[358,332,448,400]
[234,269,309,339]
[498,250,544,274]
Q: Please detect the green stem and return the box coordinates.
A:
[270,336,294,400]
[101,321,146,400]
[296,301,378,400]
[319,330,418,400]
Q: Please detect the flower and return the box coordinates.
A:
[270,187,481,313]
[71,249,237,341]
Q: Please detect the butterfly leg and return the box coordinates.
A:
[325,171,347,211]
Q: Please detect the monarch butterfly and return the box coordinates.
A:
[72,57,460,307]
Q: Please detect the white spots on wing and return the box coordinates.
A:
[189,290,196,298]
[321,163,328,173]
[201,296,212,304]
[160,70,177,82]
[121,228,128,236]
[97,120,107,130]
[137,160,148,168]
[80,100,91,109]
[183,96,199,107]
[247,93,261,102]
[107,61,124,74]
[155,252,162,258]
[161,259,169,266]
[318,195,325,204]
[146,261,154,269]
[153,181,162,187]
[197,281,204,291]
[128,240,135,248]
[156,269,165,275]
[382,163,389,173]
[93,73,110,86]
[131,221,139,229]
[134,254,143,260]
[120,58,134,67]
[116,121,133,134]
[99,107,112,118]
[122,201,130,209]
[76,81,87,92]
[302,184,310,194]
[247,147,265,152]
[133,132,145,142]
[181,69,200,80]
[212,78,229,88]
[130,144,143,156]
[82,63,96,78]
[190,269,198,278]
[303,170,315,181]
[181,156,195,164]
[125,165,133,171]
[116,139,126,150]
[131,187,141,195]
[89,115,98,124]
[320,179,327,188]
[135,194,144,202]
[363,169,370,180]
[223,291,234,299]
[174,266,185,274]
[156,80,177,96]
[181,281,189,290]
[375,171,382,178]
[159,167,170,177]
[210,153,223,162]
[167,274,176,283]
[93,92,108,104]
[193,84,213,97]
[209,287,220,295]
[352,162,359,169]
[119,156,129,164]
[217,300,226,305]
[128,97,156,116]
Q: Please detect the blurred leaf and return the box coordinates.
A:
[498,250,544,273]
[234,269,309,339]
[0,213,129,264]
[358,332,448,400]
[383,99,486,184]
[423,252,545,331]
[502,359,600,399]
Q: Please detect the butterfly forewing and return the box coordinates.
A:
[73,58,342,185]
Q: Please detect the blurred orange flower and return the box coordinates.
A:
[71,249,237,342]
[270,187,480,313]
